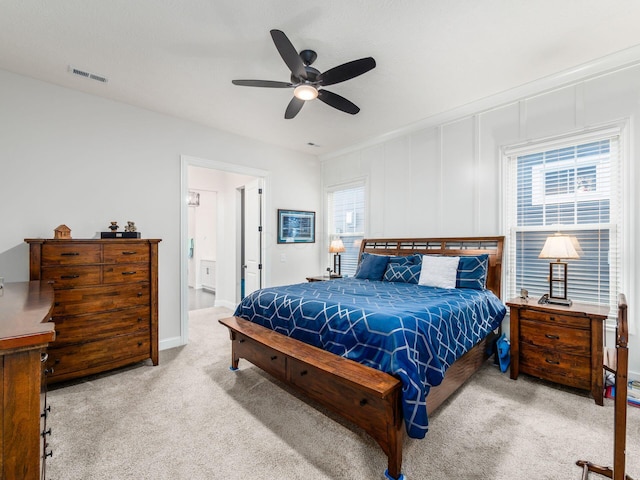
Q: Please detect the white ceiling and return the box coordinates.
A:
[3,1,640,156]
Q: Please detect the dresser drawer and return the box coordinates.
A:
[104,244,150,264]
[45,332,151,381]
[520,319,590,356]
[42,244,102,265]
[41,265,101,288]
[103,263,150,284]
[520,344,591,390]
[519,309,590,330]
[53,283,150,316]
[52,307,150,346]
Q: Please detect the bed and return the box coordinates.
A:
[219,236,506,480]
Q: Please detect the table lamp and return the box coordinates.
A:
[329,239,346,276]
[538,233,580,306]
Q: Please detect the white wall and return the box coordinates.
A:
[322,64,640,377]
[0,68,321,349]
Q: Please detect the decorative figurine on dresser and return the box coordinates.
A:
[25,234,161,384]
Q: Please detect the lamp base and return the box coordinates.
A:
[546,297,572,307]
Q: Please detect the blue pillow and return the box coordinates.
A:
[456,254,489,290]
[383,264,421,283]
[387,255,413,266]
[355,253,389,280]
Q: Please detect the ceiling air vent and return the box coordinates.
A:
[68,65,108,83]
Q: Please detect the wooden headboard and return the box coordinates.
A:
[358,236,505,299]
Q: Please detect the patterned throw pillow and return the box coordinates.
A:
[456,254,489,290]
[383,264,421,283]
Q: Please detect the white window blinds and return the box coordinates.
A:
[327,182,365,276]
[504,128,622,314]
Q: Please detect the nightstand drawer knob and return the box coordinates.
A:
[545,358,560,365]
[545,334,560,340]
[549,316,556,321]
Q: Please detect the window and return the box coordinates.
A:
[503,128,623,314]
[327,182,365,276]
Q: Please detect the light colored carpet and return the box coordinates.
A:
[47,307,640,480]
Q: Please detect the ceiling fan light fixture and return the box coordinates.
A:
[293,84,318,100]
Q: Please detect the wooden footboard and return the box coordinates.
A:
[219,316,405,479]
[219,315,491,480]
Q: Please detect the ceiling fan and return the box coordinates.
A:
[232,29,376,119]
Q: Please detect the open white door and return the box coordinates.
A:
[243,178,263,297]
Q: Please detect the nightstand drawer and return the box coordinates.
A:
[520,320,590,356]
[519,309,590,330]
[520,345,591,390]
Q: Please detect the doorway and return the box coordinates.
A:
[180,155,267,346]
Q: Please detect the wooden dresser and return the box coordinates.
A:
[0,281,55,480]
[25,238,161,384]
[507,297,609,405]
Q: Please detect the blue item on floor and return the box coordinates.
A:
[496,333,511,373]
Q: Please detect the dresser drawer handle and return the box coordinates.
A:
[41,353,49,363]
[44,367,54,375]
[270,355,278,361]
[545,359,560,365]
[60,252,79,256]
[545,334,560,340]
[300,370,308,376]
[122,271,137,275]
[138,342,143,347]
[137,292,144,297]
[239,339,245,343]
[122,251,137,255]
[549,316,556,321]
[61,274,80,279]
[359,399,368,407]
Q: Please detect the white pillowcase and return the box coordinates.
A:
[418,255,460,289]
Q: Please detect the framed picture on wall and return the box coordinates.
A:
[277,209,315,243]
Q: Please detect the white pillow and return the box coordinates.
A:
[418,255,460,289]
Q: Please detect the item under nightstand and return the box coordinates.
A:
[507,296,609,405]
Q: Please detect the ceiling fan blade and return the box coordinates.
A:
[232,79,293,88]
[317,90,360,115]
[318,57,376,86]
[284,97,305,119]
[270,29,307,80]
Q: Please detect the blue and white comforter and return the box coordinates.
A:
[233,278,506,439]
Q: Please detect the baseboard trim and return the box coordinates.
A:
[159,336,183,351]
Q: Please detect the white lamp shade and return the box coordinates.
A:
[539,233,580,260]
[329,239,346,253]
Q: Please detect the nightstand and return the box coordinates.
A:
[306,275,342,282]
[507,297,609,405]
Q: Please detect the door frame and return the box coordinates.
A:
[180,155,268,346]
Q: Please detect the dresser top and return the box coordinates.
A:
[0,281,55,351]
[506,296,610,319]
[25,238,161,243]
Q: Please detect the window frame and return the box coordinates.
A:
[501,123,630,330]
[325,179,367,277]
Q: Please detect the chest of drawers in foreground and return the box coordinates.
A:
[506,297,608,405]
[25,238,161,384]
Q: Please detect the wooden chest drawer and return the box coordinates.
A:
[42,244,102,265]
[520,344,591,390]
[519,309,590,330]
[41,265,102,288]
[52,307,150,346]
[104,244,150,264]
[519,319,590,356]
[103,263,150,284]
[233,332,286,380]
[53,283,150,316]
[288,358,389,440]
[45,331,151,381]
